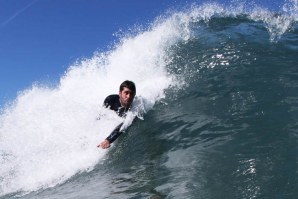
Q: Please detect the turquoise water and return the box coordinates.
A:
[1,2,298,199]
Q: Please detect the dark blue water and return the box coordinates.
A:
[1,2,298,199]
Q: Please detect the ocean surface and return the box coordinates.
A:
[1,1,298,199]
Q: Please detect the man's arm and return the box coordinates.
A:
[97,123,123,149]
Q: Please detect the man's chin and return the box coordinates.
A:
[124,102,131,107]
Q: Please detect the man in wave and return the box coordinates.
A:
[97,80,136,149]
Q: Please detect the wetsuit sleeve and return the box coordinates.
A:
[105,123,123,143]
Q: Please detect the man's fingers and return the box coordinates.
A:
[97,143,109,149]
[97,140,110,149]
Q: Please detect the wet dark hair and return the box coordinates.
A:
[119,80,136,93]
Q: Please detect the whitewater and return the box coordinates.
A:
[1,1,298,198]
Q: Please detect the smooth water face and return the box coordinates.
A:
[1,1,298,199]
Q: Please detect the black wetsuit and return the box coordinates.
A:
[103,94,130,143]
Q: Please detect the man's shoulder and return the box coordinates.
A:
[104,94,120,108]
[104,94,119,102]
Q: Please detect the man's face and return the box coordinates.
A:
[119,87,135,107]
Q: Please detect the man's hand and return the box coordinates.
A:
[97,139,110,149]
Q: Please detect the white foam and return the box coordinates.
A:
[283,0,298,20]
[0,7,183,196]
